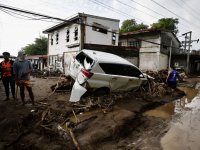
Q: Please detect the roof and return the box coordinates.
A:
[43,13,120,33]
[82,49,135,66]
[120,29,172,36]
[119,29,181,44]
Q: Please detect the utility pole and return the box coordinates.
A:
[186,31,192,74]
[168,39,173,70]
[182,31,192,74]
[182,31,199,74]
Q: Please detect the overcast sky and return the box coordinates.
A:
[0,0,200,56]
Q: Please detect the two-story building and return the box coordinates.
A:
[119,29,181,71]
[43,13,120,72]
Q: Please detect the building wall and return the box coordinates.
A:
[85,17,119,45]
[48,24,81,56]
[125,57,138,66]
[139,52,159,71]
[159,53,168,70]
[47,15,119,72]
[139,35,161,53]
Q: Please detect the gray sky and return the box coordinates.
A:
[0,0,200,56]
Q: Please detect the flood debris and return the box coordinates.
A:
[50,75,73,92]
[0,68,191,149]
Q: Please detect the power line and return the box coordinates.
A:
[89,0,147,23]
[0,3,192,50]
[115,0,159,20]
[173,0,200,21]
[0,3,120,33]
[0,3,67,22]
[129,0,165,18]
[179,0,200,17]
[0,8,60,23]
[150,0,200,29]
[129,0,189,32]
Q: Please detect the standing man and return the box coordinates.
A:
[0,52,15,101]
[13,50,35,105]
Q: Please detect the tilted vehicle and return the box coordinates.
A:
[67,49,148,102]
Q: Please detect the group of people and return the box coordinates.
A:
[0,51,35,106]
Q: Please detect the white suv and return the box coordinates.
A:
[67,49,147,102]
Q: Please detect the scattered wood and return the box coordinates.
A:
[66,122,81,150]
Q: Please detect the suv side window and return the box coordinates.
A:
[76,52,86,64]
[99,63,142,77]
[125,66,142,77]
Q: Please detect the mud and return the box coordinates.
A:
[0,77,199,150]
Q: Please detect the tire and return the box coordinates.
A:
[94,88,110,96]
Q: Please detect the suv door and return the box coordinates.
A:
[99,63,144,91]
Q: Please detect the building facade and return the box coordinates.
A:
[119,29,181,71]
[43,13,120,72]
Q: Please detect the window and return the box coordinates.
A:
[74,27,78,41]
[50,35,53,45]
[66,29,70,42]
[92,22,108,34]
[56,32,59,44]
[99,63,142,77]
[119,40,127,46]
[112,32,116,45]
[128,40,141,48]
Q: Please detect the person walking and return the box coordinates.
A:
[0,52,15,101]
[166,66,182,90]
[13,50,35,105]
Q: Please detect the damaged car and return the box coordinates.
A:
[67,49,148,102]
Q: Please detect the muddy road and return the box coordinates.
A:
[0,77,199,150]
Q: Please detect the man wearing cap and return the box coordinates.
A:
[13,50,35,105]
[0,52,15,101]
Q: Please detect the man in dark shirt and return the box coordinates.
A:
[0,52,15,101]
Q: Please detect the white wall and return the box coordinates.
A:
[85,17,119,45]
[139,52,160,71]
[47,14,120,71]
[125,57,138,66]
[48,24,81,56]
[140,35,160,53]
[159,53,168,70]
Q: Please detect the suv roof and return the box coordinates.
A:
[82,49,133,65]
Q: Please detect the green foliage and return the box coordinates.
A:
[120,19,148,33]
[24,36,48,55]
[151,18,179,34]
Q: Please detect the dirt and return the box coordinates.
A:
[0,76,198,150]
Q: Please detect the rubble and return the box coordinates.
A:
[0,69,191,150]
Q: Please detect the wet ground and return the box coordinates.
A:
[161,83,200,150]
[0,77,199,150]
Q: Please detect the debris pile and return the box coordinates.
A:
[50,75,73,92]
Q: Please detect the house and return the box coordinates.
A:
[26,55,47,71]
[43,13,120,73]
[119,29,181,71]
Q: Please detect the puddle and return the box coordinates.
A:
[161,86,200,150]
[143,87,198,118]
